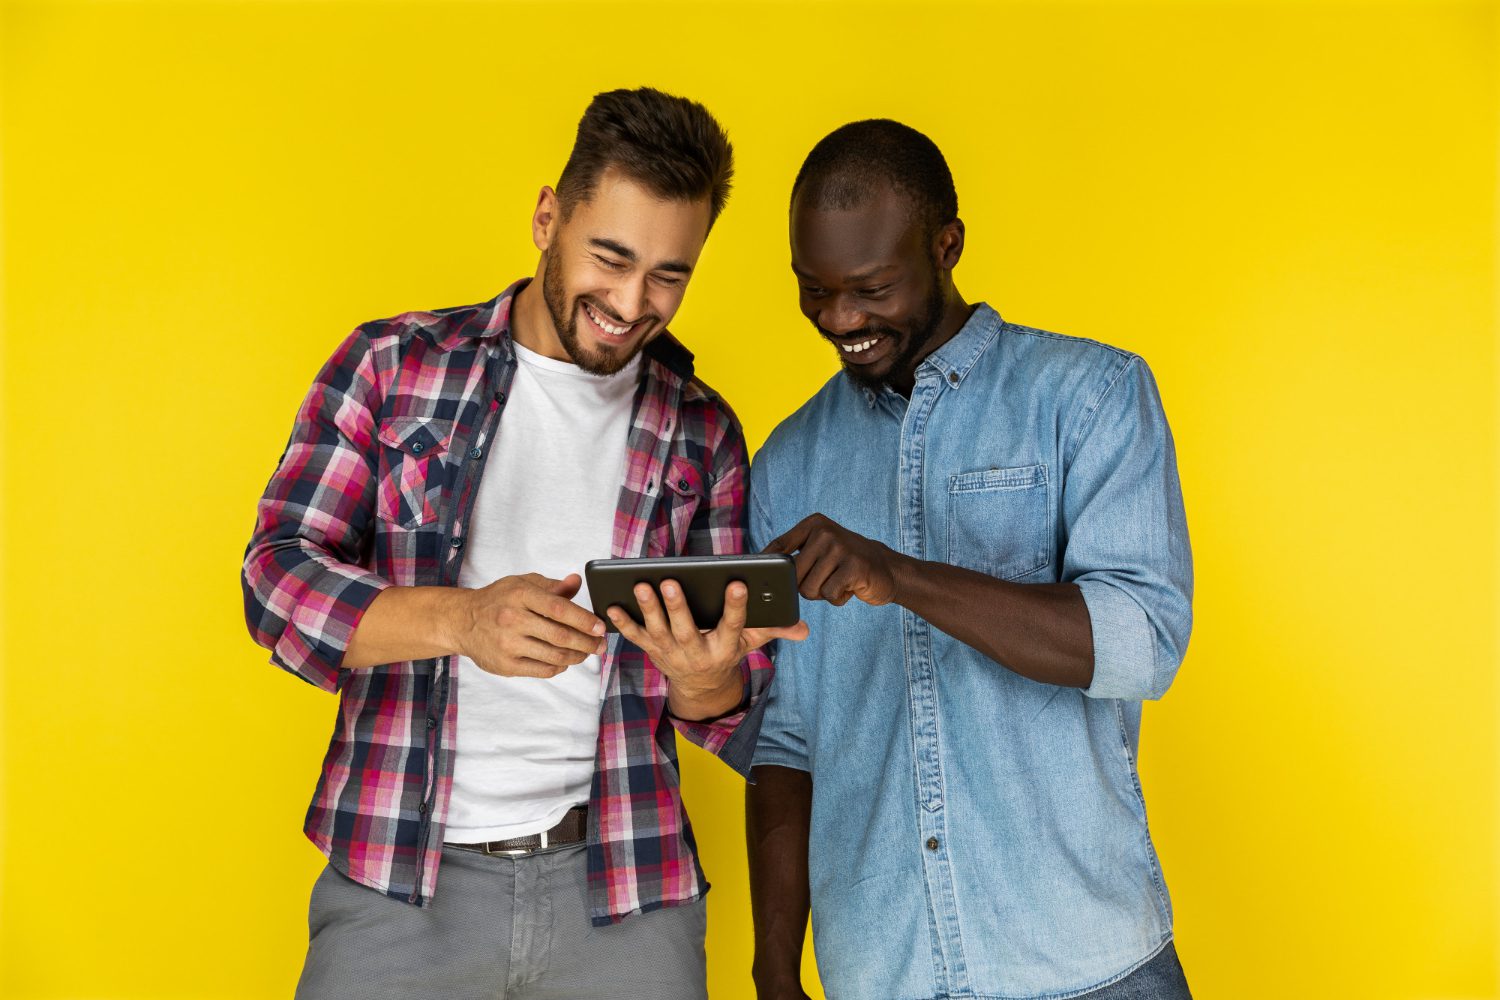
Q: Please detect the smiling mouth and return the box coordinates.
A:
[830,333,892,364]
[582,301,641,340]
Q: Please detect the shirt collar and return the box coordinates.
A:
[919,302,1003,389]
[851,302,1004,406]
[437,278,696,384]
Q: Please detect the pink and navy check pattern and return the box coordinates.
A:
[242,280,773,924]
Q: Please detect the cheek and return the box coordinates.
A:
[880,298,923,333]
[651,286,687,321]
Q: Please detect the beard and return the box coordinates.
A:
[541,244,656,376]
[831,268,948,393]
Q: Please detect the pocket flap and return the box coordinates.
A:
[377,417,452,458]
[949,464,1047,493]
[666,458,707,498]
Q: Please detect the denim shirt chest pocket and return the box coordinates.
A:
[376,416,454,528]
[945,463,1052,581]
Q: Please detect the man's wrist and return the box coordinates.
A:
[667,670,746,722]
[437,586,475,658]
[886,547,921,606]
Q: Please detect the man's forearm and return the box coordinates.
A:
[748,764,813,994]
[342,586,466,669]
[891,555,1095,688]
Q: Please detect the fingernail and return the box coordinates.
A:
[663,583,677,598]
[593,622,605,635]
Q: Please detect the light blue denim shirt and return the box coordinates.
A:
[750,304,1192,1000]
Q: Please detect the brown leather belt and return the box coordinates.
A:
[446,806,588,857]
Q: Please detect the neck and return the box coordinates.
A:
[510,266,572,362]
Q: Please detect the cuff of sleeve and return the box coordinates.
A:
[275,564,392,692]
[1078,579,1156,701]
[749,746,810,774]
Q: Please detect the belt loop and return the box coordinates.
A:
[540,829,549,850]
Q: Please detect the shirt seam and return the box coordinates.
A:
[1062,353,1139,470]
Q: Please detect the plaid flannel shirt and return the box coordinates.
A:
[242,279,773,924]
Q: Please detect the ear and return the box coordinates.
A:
[934,218,965,271]
[532,186,561,252]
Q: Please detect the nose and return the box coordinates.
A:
[610,276,649,324]
[818,295,866,336]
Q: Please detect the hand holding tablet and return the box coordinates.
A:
[584,554,801,632]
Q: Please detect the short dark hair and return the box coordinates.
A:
[556,87,734,228]
[791,119,958,237]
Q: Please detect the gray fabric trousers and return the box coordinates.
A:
[295,844,708,1000]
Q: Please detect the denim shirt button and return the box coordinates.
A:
[926,837,939,851]
[948,371,959,385]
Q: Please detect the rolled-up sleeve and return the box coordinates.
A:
[241,328,392,693]
[1062,355,1193,701]
[667,407,775,776]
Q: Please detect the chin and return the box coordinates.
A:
[841,363,889,392]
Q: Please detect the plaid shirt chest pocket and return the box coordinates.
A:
[649,457,707,556]
[376,417,454,528]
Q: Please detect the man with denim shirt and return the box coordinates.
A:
[243,88,803,1000]
[747,120,1194,999]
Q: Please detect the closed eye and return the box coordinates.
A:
[593,254,627,271]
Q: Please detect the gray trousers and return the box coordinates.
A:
[295,844,708,1000]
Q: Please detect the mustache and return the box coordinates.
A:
[582,296,657,329]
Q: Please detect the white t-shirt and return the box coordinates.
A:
[445,341,641,842]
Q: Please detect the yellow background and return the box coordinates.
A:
[3,1,1496,997]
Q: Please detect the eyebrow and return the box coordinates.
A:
[791,263,896,283]
[590,237,693,275]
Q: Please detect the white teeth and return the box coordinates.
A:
[841,339,877,354]
[585,303,630,337]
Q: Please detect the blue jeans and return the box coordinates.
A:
[1081,942,1191,999]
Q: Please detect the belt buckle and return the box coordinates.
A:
[484,828,548,857]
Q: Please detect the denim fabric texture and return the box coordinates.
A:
[1079,943,1191,999]
[750,304,1193,1000]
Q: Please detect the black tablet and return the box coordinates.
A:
[584,554,799,632]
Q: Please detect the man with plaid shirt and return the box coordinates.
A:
[242,87,803,1000]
